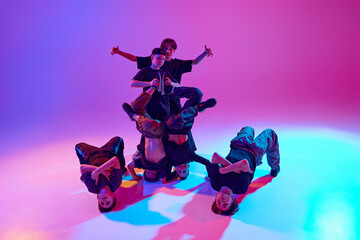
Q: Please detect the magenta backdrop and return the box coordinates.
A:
[1,0,359,154]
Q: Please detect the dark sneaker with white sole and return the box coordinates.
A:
[197,98,217,112]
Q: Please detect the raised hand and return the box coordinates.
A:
[111,46,120,55]
[205,45,213,57]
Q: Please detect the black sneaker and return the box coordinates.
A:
[270,166,280,177]
[197,98,217,112]
[122,103,135,121]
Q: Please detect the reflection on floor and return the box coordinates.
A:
[0,127,359,240]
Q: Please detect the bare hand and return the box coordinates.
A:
[111,46,120,55]
[211,153,218,164]
[205,45,213,57]
[164,77,172,86]
[239,159,254,174]
[150,78,160,87]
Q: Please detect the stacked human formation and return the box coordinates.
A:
[75,39,280,216]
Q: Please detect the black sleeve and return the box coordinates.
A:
[133,68,147,82]
[158,163,173,179]
[207,163,221,191]
[167,72,178,84]
[114,138,126,169]
[137,56,151,69]
[191,153,211,166]
[134,158,145,169]
[181,59,193,74]
[82,172,99,194]
[109,169,123,192]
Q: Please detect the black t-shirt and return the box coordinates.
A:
[82,169,123,194]
[207,150,256,194]
[83,150,124,194]
[137,56,151,69]
[134,156,172,179]
[137,57,192,84]
[133,67,177,116]
[226,149,256,172]
[77,137,125,194]
[165,140,191,166]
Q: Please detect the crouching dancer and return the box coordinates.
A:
[75,137,126,213]
[207,126,280,216]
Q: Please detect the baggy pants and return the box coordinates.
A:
[230,126,280,169]
[75,136,126,169]
[131,89,200,139]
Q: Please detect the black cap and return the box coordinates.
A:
[152,48,165,55]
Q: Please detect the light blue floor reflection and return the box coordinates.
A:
[68,127,360,239]
[230,128,360,240]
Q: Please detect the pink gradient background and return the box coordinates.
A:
[1,0,359,154]
[1,1,360,239]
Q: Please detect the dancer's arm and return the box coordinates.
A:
[165,77,181,88]
[192,45,213,65]
[111,46,137,62]
[131,78,160,88]
[90,156,120,184]
[211,152,232,166]
[91,156,120,174]
[219,159,254,174]
[127,161,142,181]
[80,165,97,175]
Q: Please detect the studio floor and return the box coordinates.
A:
[0,122,359,240]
